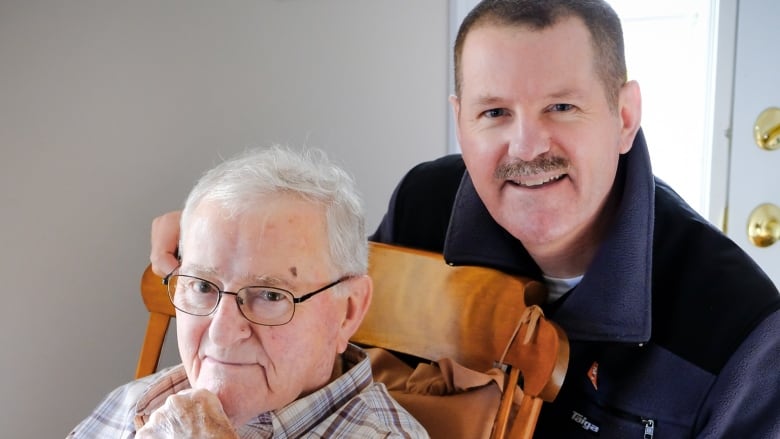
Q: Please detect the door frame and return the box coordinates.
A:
[709,0,739,231]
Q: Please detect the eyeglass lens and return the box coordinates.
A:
[168,275,296,326]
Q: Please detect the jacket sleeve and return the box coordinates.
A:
[694,308,780,437]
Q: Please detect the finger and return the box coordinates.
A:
[137,411,174,439]
[150,210,182,276]
[174,388,228,416]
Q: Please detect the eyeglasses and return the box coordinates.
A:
[163,272,351,326]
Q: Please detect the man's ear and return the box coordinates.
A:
[449,94,461,120]
[617,80,642,154]
[335,274,372,353]
[449,94,462,143]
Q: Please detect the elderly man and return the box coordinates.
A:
[70,147,427,438]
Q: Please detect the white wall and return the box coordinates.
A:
[0,1,449,436]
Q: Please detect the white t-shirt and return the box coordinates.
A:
[543,274,584,303]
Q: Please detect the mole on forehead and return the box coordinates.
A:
[289,266,297,277]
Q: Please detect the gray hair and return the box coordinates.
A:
[179,146,367,277]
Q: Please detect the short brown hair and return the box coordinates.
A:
[453,0,626,109]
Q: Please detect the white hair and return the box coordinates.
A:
[179,146,368,277]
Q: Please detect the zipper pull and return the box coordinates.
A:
[642,419,655,439]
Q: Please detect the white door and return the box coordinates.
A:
[726,0,780,287]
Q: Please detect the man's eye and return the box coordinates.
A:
[483,108,507,118]
[259,290,287,302]
[193,280,216,294]
[549,103,574,112]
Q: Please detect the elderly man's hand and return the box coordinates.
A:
[136,389,239,439]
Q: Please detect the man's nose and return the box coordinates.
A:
[507,116,550,161]
[208,293,252,345]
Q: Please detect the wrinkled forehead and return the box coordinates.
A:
[180,195,334,283]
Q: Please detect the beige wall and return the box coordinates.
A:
[0,1,448,436]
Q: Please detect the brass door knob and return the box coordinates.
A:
[754,107,780,151]
[747,203,780,247]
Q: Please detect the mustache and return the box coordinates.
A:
[494,155,570,179]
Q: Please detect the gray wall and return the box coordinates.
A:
[0,1,449,436]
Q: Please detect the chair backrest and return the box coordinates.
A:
[353,242,568,439]
[137,242,568,439]
[136,264,175,379]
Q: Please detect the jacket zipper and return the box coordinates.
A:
[597,402,656,438]
[642,419,656,439]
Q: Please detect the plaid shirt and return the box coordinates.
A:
[68,344,428,438]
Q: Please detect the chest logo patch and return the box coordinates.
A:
[588,361,599,390]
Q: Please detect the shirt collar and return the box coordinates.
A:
[269,344,372,437]
[443,129,655,343]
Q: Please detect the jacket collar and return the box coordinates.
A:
[443,130,655,343]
